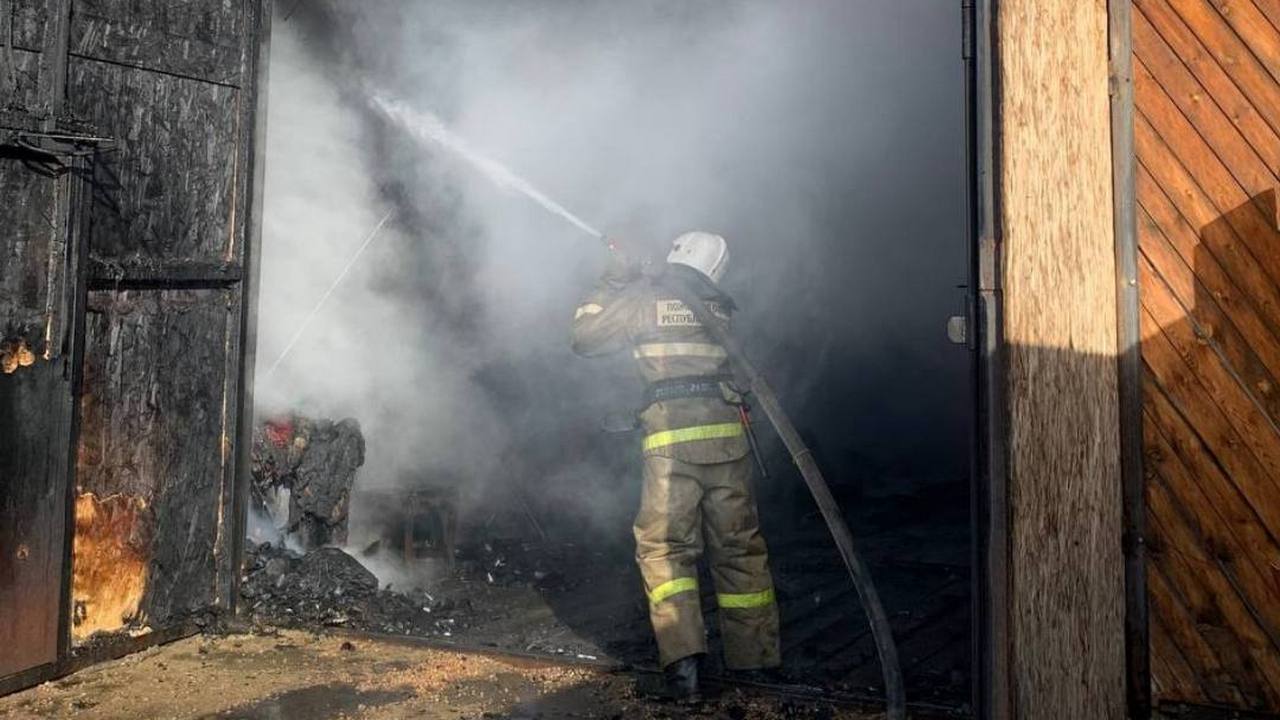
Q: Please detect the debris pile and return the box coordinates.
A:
[239,541,461,636]
[251,415,365,548]
[456,537,569,590]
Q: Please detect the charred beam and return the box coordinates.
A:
[86,261,243,289]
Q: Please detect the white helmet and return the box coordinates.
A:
[667,231,729,283]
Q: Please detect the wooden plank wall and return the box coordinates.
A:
[1131,0,1280,711]
[997,2,1127,718]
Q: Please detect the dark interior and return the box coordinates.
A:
[244,0,975,710]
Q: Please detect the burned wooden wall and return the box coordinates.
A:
[0,139,85,680]
[68,0,268,642]
[0,0,269,686]
[996,1,1128,718]
[1,0,89,682]
[1132,0,1280,712]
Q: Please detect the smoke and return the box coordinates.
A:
[246,503,303,554]
[369,95,606,241]
[255,0,969,544]
[256,18,509,492]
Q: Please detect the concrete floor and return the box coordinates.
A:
[0,631,896,720]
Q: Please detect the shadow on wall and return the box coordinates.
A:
[1139,188,1280,710]
[996,189,1280,716]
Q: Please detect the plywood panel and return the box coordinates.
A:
[2,0,267,690]
[998,1,1126,718]
[70,0,245,85]
[66,58,242,266]
[0,160,78,678]
[12,0,61,50]
[2,49,45,112]
[76,289,239,636]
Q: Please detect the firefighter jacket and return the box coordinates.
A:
[571,266,750,465]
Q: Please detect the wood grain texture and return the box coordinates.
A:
[1138,205,1280,414]
[0,162,77,678]
[2,48,44,112]
[1204,0,1280,86]
[1150,612,1208,705]
[1136,121,1280,338]
[1252,0,1280,33]
[69,0,245,86]
[1165,0,1280,134]
[1134,0,1280,710]
[77,289,239,627]
[997,2,1126,718]
[1137,168,1280,383]
[11,0,61,51]
[0,158,68,349]
[1137,0,1280,145]
[66,57,242,266]
[2,0,266,686]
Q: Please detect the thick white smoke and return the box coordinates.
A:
[255,22,509,499]
[255,1,969,546]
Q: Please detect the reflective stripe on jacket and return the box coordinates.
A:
[571,275,749,464]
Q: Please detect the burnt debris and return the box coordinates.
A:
[236,534,629,660]
[251,416,365,548]
[239,541,453,636]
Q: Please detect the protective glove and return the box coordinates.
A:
[601,239,643,285]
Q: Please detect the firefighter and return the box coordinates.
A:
[570,231,781,700]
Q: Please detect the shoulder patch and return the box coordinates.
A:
[655,299,726,327]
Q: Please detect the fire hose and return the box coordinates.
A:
[356,95,905,716]
[648,261,907,720]
[265,212,906,715]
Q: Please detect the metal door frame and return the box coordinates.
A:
[964,1,1009,717]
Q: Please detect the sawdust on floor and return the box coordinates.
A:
[0,630,891,719]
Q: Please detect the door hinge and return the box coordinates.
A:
[947,315,968,346]
[948,285,976,350]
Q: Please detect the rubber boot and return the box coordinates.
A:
[664,654,703,702]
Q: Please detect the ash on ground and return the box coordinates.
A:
[453,537,570,591]
[238,534,641,662]
[239,541,458,636]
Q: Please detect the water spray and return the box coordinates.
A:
[261,97,610,379]
[261,210,394,381]
[371,94,608,244]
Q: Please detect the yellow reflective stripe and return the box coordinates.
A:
[642,422,744,451]
[648,577,698,604]
[574,303,604,320]
[717,588,776,609]
[632,342,728,360]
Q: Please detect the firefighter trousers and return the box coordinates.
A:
[634,453,781,670]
